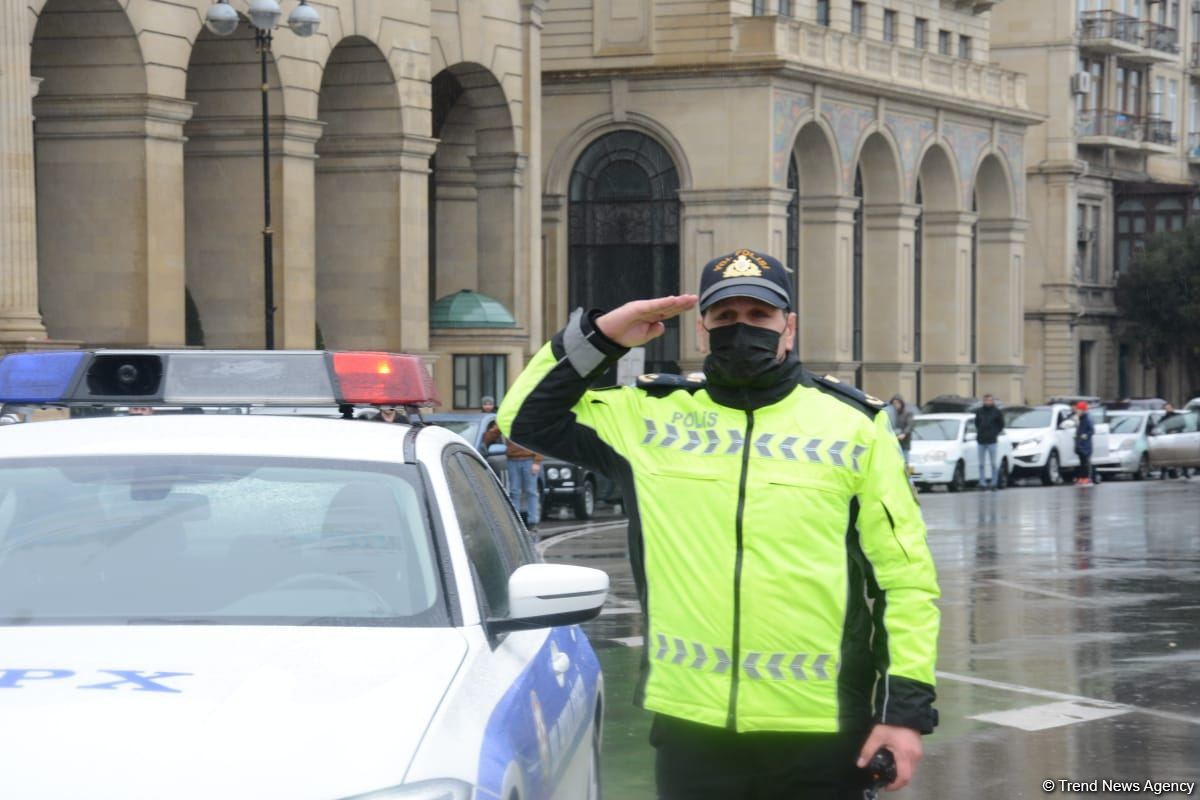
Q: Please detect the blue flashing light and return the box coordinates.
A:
[0,351,87,403]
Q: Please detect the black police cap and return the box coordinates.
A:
[698,249,792,313]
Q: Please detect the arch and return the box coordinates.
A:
[915,140,961,211]
[852,128,903,202]
[429,62,521,314]
[31,0,155,345]
[182,19,287,347]
[973,151,1016,220]
[791,117,840,197]
[544,113,693,198]
[314,36,406,350]
[568,130,682,375]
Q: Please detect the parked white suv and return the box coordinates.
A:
[1005,404,1112,485]
[909,413,1013,492]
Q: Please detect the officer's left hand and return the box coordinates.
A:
[857,724,922,791]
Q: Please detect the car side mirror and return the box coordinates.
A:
[489,563,609,633]
[487,443,507,456]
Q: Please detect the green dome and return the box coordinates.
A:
[430,289,517,329]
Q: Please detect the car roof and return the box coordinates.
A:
[0,415,464,464]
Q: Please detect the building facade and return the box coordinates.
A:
[991,0,1197,403]
[0,0,545,406]
[541,0,1038,405]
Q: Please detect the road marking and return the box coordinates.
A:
[536,521,628,555]
[989,579,1089,603]
[937,670,1200,727]
[968,700,1129,731]
[610,636,644,648]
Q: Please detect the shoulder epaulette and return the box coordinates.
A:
[635,372,706,396]
[811,373,885,418]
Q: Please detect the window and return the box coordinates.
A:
[851,1,865,35]
[938,29,952,55]
[958,35,972,60]
[1076,202,1102,283]
[914,17,928,49]
[446,452,533,619]
[883,10,897,42]
[1168,78,1179,134]
[816,0,830,26]
[1078,341,1095,396]
[453,355,506,410]
[1116,66,1143,114]
[751,0,765,14]
[778,0,792,16]
[1090,205,1101,282]
[1153,75,1165,118]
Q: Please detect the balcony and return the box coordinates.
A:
[1078,11,1178,63]
[1076,109,1177,152]
[733,16,1028,112]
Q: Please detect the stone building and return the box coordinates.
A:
[991,0,1197,402]
[541,0,1038,404]
[1,0,1039,408]
[0,0,544,408]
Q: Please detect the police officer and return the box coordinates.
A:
[498,249,939,799]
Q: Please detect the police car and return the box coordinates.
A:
[0,350,607,800]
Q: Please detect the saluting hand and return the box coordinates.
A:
[594,295,698,348]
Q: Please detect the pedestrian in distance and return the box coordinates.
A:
[1073,401,1094,486]
[498,248,940,800]
[974,395,1005,490]
[374,405,409,424]
[480,395,496,414]
[889,395,915,465]
[482,424,543,533]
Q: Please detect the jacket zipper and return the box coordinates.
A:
[726,409,754,729]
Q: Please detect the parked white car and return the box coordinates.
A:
[1148,410,1200,472]
[1097,410,1161,480]
[1004,404,1112,485]
[909,413,1013,492]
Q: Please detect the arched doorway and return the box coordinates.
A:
[31,0,180,345]
[568,131,681,374]
[854,131,903,392]
[314,37,404,350]
[973,154,1023,403]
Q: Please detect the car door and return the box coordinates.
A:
[446,450,597,800]
[1089,408,1111,462]
[1054,407,1080,467]
[1148,413,1187,467]
[1182,412,1200,468]
[962,419,979,478]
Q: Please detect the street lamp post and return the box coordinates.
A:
[205,0,320,349]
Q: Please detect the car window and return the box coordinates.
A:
[445,452,534,619]
[1109,415,1144,435]
[1184,412,1200,433]
[1005,408,1051,429]
[912,419,959,441]
[965,420,977,436]
[0,456,445,626]
[1158,415,1189,435]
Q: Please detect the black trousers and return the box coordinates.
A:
[651,714,872,800]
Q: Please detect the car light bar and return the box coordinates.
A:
[0,350,440,408]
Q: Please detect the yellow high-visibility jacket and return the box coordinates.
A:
[499,310,940,734]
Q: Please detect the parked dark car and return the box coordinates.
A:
[427,412,605,520]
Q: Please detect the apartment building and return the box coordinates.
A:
[992,0,1196,402]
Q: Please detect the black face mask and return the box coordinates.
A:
[703,322,789,389]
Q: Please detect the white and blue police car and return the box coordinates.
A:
[0,350,607,800]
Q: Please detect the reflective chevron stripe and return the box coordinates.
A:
[637,424,868,472]
[652,634,835,680]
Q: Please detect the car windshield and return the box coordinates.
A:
[0,456,447,627]
[1109,415,1144,435]
[912,419,961,441]
[1005,408,1051,428]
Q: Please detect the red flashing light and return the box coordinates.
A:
[332,352,439,407]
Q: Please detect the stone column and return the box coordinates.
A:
[522,0,546,353]
[472,152,526,317]
[976,218,1028,404]
[921,210,977,398]
[797,195,858,381]
[541,194,567,332]
[861,202,920,400]
[0,1,48,349]
[395,134,439,354]
[34,94,193,346]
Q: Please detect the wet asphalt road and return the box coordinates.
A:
[539,478,1200,799]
